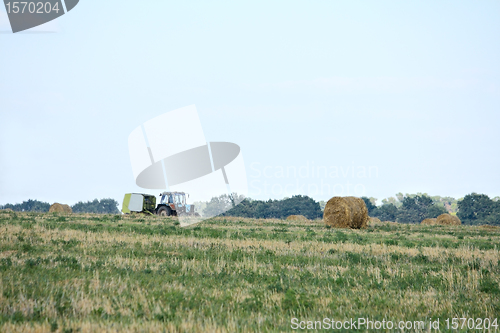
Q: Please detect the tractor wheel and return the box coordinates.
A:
[157,206,171,217]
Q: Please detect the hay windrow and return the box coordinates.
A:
[421,218,437,225]
[480,225,500,230]
[323,196,368,229]
[286,215,309,222]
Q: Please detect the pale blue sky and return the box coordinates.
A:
[1,1,499,206]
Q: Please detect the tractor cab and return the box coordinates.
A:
[159,191,186,208]
[160,192,175,205]
[157,191,196,216]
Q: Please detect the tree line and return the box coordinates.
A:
[363,193,499,225]
[2,193,498,225]
[0,198,120,214]
[362,195,448,223]
[204,192,499,225]
[203,194,323,220]
[456,193,500,225]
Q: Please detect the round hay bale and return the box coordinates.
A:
[421,218,437,225]
[369,216,381,224]
[1,208,13,212]
[49,203,72,214]
[49,203,64,213]
[436,214,461,226]
[286,215,308,222]
[323,196,368,229]
[62,204,72,214]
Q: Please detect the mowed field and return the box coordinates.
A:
[0,210,499,332]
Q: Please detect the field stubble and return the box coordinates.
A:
[0,210,499,332]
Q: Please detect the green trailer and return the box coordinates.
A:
[121,193,157,214]
[122,192,199,217]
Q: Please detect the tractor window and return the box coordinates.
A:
[175,194,184,205]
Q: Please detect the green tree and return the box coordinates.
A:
[203,194,235,217]
[222,198,258,218]
[222,195,322,220]
[428,195,458,214]
[381,196,402,208]
[372,203,398,221]
[72,198,120,214]
[397,195,445,223]
[457,193,499,225]
[279,195,323,219]
[361,197,377,215]
[2,199,50,212]
[427,204,448,218]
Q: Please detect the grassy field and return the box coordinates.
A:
[0,210,499,332]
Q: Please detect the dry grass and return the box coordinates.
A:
[421,218,437,225]
[368,216,381,225]
[0,212,499,332]
[285,215,309,222]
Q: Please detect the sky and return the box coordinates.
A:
[1,0,499,207]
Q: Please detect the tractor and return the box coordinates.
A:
[122,192,198,217]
